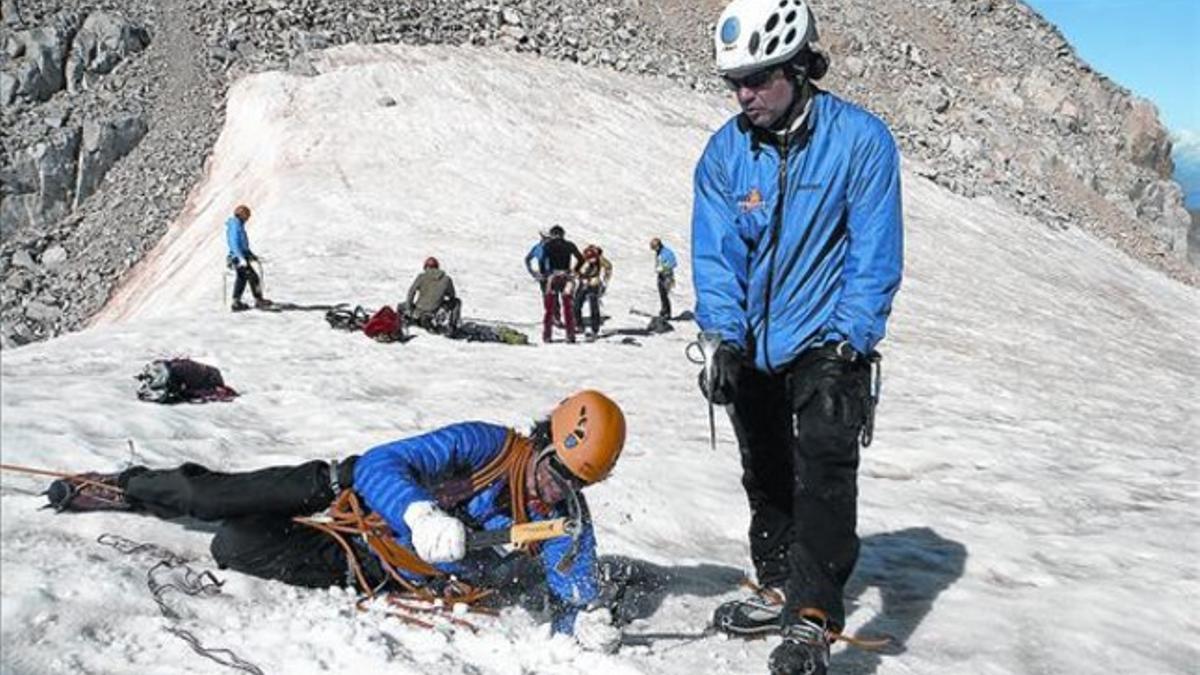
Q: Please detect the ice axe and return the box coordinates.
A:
[466,517,579,550]
[686,330,724,451]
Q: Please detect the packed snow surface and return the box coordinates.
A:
[2,45,1198,674]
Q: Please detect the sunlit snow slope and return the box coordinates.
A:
[3,44,1198,675]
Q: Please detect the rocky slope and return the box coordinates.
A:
[1,0,1195,347]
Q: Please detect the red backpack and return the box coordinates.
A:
[363,306,405,342]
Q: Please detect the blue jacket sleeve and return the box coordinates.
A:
[524,243,541,277]
[352,423,510,539]
[541,513,599,635]
[826,121,904,354]
[691,137,750,349]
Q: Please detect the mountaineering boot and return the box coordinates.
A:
[45,471,135,512]
[712,585,784,637]
[231,300,251,312]
[254,297,273,309]
[768,609,832,675]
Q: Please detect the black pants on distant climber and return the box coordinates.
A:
[575,286,602,334]
[726,346,872,631]
[656,272,673,319]
[232,264,263,304]
[118,458,368,588]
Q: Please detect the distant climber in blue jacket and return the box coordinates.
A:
[44,391,630,652]
[225,204,270,311]
[649,237,678,319]
[692,1,903,672]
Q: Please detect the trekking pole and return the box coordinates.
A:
[685,331,724,451]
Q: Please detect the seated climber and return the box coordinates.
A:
[403,256,461,335]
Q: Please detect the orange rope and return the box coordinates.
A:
[293,430,538,629]
[0,463,128,494]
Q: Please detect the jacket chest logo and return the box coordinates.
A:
[739,188,764,213]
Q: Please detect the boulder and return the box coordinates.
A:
[12,19,77,102]
[0,126,82,237]
[0,71,16,106]
[74,114,149,206]
[65,12,151,92]
[1130,179,1190,256]
[1121,98,1173,178]
[41,244,68,267]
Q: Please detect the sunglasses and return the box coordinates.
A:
[723,68,778,91]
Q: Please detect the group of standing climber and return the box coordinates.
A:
[523,225,675,343]
[188,0,907,672]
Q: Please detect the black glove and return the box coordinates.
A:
[697,342,743,405]
[789,342,869,427]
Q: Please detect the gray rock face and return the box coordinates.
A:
[1130,179,1190,253]
[12,18,77,102]
[1121,98,1173,178]
[74,113,148,206]
[65,11,150,92]
[1,125,81,236]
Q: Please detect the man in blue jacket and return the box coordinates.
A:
[649,238,678,319]
[45,391,628,651]
[692,1,903,673]
[524,230,557,320]
[225,204,270,311]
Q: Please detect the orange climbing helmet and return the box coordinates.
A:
[548,390,627,485]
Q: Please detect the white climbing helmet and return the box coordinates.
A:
[714,0,818,77]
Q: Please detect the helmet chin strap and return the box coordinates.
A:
[532,445,586,574]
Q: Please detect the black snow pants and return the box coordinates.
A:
[575,286,602,334]
[656,272,673,319]
[120,458,365,588]
[232,264,263,303]
[727,346,873,630]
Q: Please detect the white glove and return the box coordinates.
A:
[573,607,621,654]
[403,501,466,563]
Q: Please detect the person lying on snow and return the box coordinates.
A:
[45,390,628,651]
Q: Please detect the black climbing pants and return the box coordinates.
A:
[120,458,363,588]
[656,272,673,319]
[232,264,263,303]
[575,286,602,334]
[726,347,872,630]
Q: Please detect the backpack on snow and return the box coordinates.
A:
[451,321,530,345]
[363,306,406,342]
[135,359,238,404]
[325,305,371,331]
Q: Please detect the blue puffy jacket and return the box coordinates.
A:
[352,422,599,634]
[691,91,903,371]
[225,216,252,264]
